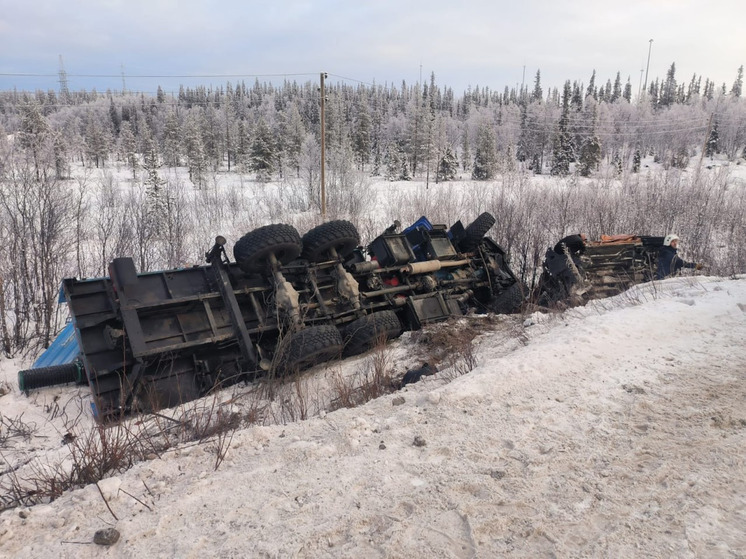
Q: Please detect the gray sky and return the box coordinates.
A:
[1,0,743,96]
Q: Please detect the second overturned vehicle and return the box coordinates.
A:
[535,233,667,306]
[22,213,523,420]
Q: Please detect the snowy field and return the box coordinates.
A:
[1,274,744,558]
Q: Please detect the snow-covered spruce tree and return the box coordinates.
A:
[660,63,678,107]
[201,106,223,172]
[632,149,641,173]
[119,120,138,179]
[162,111,181,167]
[551,81,574,176]
[384,144,400,181]
[352,97,372,171]
[623,77,632,102]
[141,131,167,231]
[531,154,542,174]
[586,70,597,100]
[279,103,306,178]
[731,65,743,98]
[518,101,546,167]
[437,147,458,181]
[19,101,52,181]
[578,135,601,177]
[706,120,720,158]
[532,70,543,102]
[249,118,277,182]
[611,72,622,103]
[405,88,429,177]
[371,139,382,176]
[578,104,601,177]
[461,127,471,172]
[399,149,412,181]
[84,117,110,169]
[472,123,498,180]
[184,115,207,188]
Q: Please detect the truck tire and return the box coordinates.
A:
[276,325,343,373]
[491,281,526,314]
[343,310,402,357]
[301,220,360,262]
[234,224,302,273]
[460,212,496,251]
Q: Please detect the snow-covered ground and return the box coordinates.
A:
[1,275,745,557]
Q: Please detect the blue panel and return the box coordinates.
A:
[32,322,80,368]
[403,216,433,234]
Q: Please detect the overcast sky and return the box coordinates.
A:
[1,0,743,97]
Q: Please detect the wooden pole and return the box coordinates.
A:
[320,72,327,218]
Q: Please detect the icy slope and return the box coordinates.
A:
[1,276,745,558]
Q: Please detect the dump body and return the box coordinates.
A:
[30,215,520,420]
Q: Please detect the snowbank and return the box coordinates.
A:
[1,276,745,557]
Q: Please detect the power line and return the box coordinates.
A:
[0,72,320,79]
[327,73,377,87]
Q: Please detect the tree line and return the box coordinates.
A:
[1,63,744,186]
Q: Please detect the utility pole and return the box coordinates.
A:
[521,64,526,99]
[319,72,327,218]
[643,39,653,93]
[638,68,644,100]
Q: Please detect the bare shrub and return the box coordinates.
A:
[0,419,143,510]
[358,336,395,402]
[410,317,493,368]
[268,375,312,424]
[0,413,38,446]
[438,335,480,382]
[0,392,249,510]
[327,338,397,410]
[329,369,356,410]
[177,396,241,443]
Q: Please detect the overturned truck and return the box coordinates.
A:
[20,213,522,420]
[535,234,665,306]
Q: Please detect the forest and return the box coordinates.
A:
[1,63,745,357]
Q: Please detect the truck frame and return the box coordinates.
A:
[21,214,522,420]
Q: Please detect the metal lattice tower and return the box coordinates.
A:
[58,55,70,103]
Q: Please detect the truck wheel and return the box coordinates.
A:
[491,282,527,314]
[234,224,302,273]
[276,325,343,373]
[460,212,496,251]
[301,220,360,262]
[343,310,402,357]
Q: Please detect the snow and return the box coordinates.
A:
[1,275,745,557]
